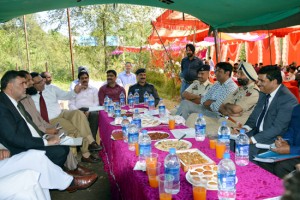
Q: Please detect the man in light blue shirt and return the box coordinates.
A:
[118,62,137,87]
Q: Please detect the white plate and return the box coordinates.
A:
[185,170,238,191]
[147,131,170,141]
[154,139,192,152]
[110,121,122,126]
[129,108,147,113]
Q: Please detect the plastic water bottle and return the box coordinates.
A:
[128,122,139,151]
[164,148,180,194]
[138,130,151,163]
[218,121,231,151]
[143,91,149,106]
[114,102,121,117]
[158,98,166,118]
[119,92,125,107]
[107,99,114,117]
[128,92,134,109]
[121,116,130,143]
[133,109,142,130]
[218,153,236,200]
[134,89,140,105]
[148,94,155,111]
[235,129,249,166]
[104,95,109,112]
[195,113,206,141]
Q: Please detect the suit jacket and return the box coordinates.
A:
[245,84,298,144]
[282,105,300,155]
[0,92,44,156]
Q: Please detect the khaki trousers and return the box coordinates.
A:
[50,110,94,155]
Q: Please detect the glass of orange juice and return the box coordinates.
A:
[147,162,161,188]
[146,153,158,171]
[168,115,176,130]
[190,175,207,200]
[157,174,174,200]
[216,142,226,159]
[209,139,217,149]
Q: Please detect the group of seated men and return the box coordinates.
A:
[0,62,162,198]
[176,60,299,178]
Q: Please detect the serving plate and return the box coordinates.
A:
[154,139,192,152]
[147,131,170,141]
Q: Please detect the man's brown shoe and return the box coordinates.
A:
[66,165,95,176]
[81,154,101,163]
[88,141,102,151]
[66,173,98,193]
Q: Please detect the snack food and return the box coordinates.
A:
[154,139,192,151]
[177,152,212,165]
[186,165,218,190]
[148,131,169,141]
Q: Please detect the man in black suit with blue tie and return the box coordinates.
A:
[0,70,69,167]
[239,66,298,160]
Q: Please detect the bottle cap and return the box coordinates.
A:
[223,152,230,159]
[169,148,176,154]
[222,121,227,126]
[142,130,147,134]
[240,129,245,134]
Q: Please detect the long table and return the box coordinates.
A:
[98,109,284,200]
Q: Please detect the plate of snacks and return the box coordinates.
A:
[154,139,192,151]
[147,131,170,141]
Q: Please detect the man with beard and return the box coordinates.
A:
[40,72,52,86]
[69,70,99,141]
[98,69,126,105]
[180,43,203,98]
[128,68,160,106]
[186,62,260,134]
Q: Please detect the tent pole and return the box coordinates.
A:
[67,8,75,81]
[151,21,174,68]
[23,15,30,71]
[213,29,220,63]
[268,30,272,65]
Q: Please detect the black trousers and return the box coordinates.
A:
[88,111,99,140]
[43,145,69,168]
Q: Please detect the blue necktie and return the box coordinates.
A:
[256,94,271,132]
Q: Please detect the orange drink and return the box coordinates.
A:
[135,142,139,156]
[216,142,226,159]
[169,116,175,130]
[209,139,216,149]
[148,175,159,188]
[146,153,158,174]
[193,186,206,200]
[157,174,174,200]
[159,193,172,200]
[147,162,161,188]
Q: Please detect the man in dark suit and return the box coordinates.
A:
[0,70,69,167]
[258,104,300,178]
[238,66,298,160]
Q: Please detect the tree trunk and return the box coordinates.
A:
[103,16,108,72]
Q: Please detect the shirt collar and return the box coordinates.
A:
[269,84,281,98]
[5,93,18,107]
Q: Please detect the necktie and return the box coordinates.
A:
[256,94,271,132]
[39,92,49,122]
[17,102,43,137]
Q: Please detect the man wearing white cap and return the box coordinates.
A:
[186,62,260,134]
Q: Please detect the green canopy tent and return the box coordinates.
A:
[1,0,300,33]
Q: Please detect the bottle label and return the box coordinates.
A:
[236,144,249,156]
[139,144,151,156]
[218,134,230,141]
[195,124,206,135]
[128,132,138,143]
[133,118,142,129]
[159,105,166,113]
[122,126,128,136]
[144,97,148,104]
[165,167,180,183]
[149,100,155,107]
[218,173,236,190]
[108,105,114,113]
[134,97,139,104]
[120,98,125,104]
[128,98,134,104]
[115,109,121,117]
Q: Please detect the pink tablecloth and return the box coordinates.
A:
[98,110,284,200]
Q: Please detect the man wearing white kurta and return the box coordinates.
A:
[0,149,73,200]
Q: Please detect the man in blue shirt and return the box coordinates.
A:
[180,44,203,98]
[118,62,137,87]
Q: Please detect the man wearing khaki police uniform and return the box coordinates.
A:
[171,65,212,115]
[186,62,260,135]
